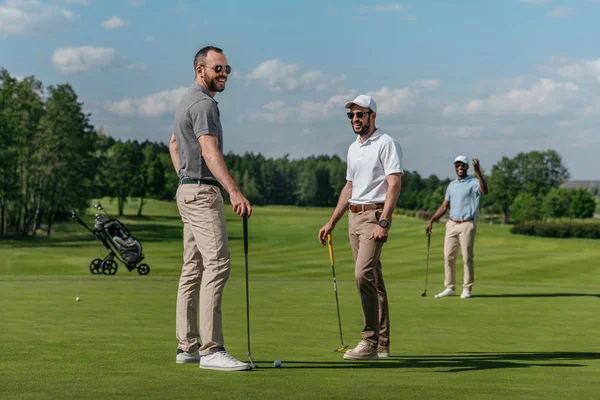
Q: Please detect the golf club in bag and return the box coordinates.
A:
[421,233,431,297]
[242,215,257,369]
[327,233,349,353]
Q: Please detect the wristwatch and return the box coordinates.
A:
[378,219,390,229]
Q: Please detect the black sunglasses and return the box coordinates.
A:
[454,163,467,168]
[206,65,232,74]
[346,111,372,119]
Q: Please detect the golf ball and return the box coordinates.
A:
[76,297,80,301]
[273,360,281,368]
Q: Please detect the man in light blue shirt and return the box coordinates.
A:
[425,155,488,299]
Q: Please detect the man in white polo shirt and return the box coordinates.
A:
[425,155,488,299]
[318,94,403,360]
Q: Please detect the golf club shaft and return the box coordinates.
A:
[327,234,345,346]
[425,233,431,292]
[243,216,251,360]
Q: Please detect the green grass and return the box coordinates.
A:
[1,199,599,399]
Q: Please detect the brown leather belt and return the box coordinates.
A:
[348,203,384,213]
[450,218,473,224]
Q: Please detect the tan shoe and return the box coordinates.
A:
[343,340,378,360]
[377,345,390,358]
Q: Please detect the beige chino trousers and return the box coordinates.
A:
[175,183,230,355]
[443,220,477,290]
[348,209,390,347]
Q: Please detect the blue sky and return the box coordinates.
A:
[1,0,599,180]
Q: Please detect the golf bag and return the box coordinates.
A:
[70,203,150,275]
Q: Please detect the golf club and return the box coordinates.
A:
[421,233,431,297]
[327,233,349,353]
[243,214,257,369]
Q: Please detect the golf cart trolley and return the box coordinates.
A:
[70,203,150,275]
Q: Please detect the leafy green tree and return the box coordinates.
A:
[488,156,520,224]
[570,189,596,219]
[541,188,571,220]
[37,84,97,234]
[510,193,541,224]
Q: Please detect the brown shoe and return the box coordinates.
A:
[343,340,378,360]
[377,345,390,358]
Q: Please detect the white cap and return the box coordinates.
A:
[344,95,377,113]
[454,155,468,164]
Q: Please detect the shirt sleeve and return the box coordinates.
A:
[189,100,220,138]
[346,147,353,181]
[444,185,451,201]
[380,140,404,175]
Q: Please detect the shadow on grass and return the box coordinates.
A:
[254,352,600,372]
[474,294,600,298]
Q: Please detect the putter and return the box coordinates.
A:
[421,233,431,297]
[327,233,349,353]
[243,215,257,369]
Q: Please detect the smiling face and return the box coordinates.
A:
[454,162,468,178]
[196,50,229,95]
[348,104,375,137]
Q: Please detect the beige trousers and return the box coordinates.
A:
[175,183,230,355]
[444,220,477,290]
[348,209,390,347]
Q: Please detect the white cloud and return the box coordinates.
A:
[547,7,574,17]
[444,78,579,117]
[52,46,144,74]
[366,80,440,114]
[245,80,440,123]
[548,57,600,83]
[105,87,188,117]
[101,16,128,29]
[433,126,483,138]
[0,0,75,36]
[144,35,155,42]
[247,59,345,92]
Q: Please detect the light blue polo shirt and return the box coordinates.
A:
[444,176,481,220]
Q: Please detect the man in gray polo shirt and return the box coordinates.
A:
[425,155,488,299]
[169,45,252,371]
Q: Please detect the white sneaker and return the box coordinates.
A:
[434,288,456,299]
[200,348,251,371]
[343,340,378,360]
[175,343,200,364]
[461,289,472,298]
[176,346,201,364]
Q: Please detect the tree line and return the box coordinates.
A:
[1,70,596,236]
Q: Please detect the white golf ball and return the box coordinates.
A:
[273,360,281,368]
[76,297,80,301]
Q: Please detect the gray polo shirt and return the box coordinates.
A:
[173,83,223,181]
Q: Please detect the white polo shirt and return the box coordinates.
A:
[346,129,403,204]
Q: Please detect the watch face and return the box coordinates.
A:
[379,220,389,228]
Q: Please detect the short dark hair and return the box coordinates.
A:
[193,46,223,76]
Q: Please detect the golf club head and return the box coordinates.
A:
[421,291,427,297]
[94,203,103,210]
[333,344,349,353]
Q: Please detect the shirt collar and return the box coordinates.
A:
[193,83,218,104]
[454,175,472,183]
[355,129,383,145]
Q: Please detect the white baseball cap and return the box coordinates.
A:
[454,155,468,165]
[344,95,377,113]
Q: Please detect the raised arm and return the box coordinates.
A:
[472,157,488,195]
